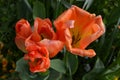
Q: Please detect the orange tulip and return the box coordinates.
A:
[15,19,32,53]
[54,5,105,58]
[15,17,64,58]
[24,45,50,73]
[24,17,64,58]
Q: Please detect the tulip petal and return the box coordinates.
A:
[15,19,32,38]
[39,39,64,58]
[79,16,105,49]
[15,19,32,53]
[34,17,56,40]
[70,48,96,58]
[15,35,27,53]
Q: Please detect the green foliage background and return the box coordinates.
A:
[0,0,120,80]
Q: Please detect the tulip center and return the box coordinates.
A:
[70,26,81,48]
[71,33,81,48]
[32,58,42,66]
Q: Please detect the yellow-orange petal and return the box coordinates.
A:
[38,39,64,58]
[79,16,105,49]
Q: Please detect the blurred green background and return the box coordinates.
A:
[0,0,120,80]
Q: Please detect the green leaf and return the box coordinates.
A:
[48,69,73,80]
[15,57,36,80]
[82,57,105,80]
[60,75,73,80]
[50,59,66,74]
[76,0,84,1]
[61,0,71,8]
[23,0,32,12]
[33,1,46,19]
[104,75,119,80]
[98,64,120,80]
[100,51,120,79]
[48,69,62,80]
[51,0,65,19]
[17,0,32,19]
[104,64,120,75]
[107,5,120,24]
[103,20,119,64]
[82,0,93,10]
[82,51,120,80]
[70,0,74,4]
[64,52,78,75]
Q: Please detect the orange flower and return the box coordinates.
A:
[54,5,105,58]
[24,45,50,73]
[25,18,64,58]
[118,25,120,29]
[15,19,32,53]
[15,17,64,58]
